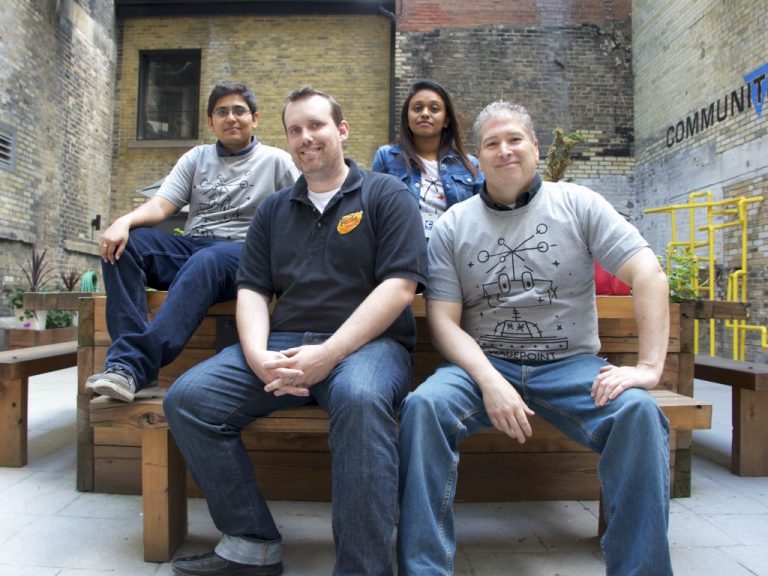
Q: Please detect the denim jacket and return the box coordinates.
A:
[371,145,484,207]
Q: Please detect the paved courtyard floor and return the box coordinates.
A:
[0,367,766,575]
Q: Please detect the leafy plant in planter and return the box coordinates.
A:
[20,246,55,292]
[658,248,705,302]
[45,309,74,329]
[7,287,32,322]
[8,248,76,328]
[60,268,83,291]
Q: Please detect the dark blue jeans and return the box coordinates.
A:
[164,333,412,575]
[101,227,242,389]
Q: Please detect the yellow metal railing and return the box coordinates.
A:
[644,192,764,359]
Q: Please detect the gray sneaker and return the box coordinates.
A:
[86,367,137,402]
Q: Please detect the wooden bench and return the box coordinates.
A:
[75,293,714,561]
[0,341,78,466]
[91,387,711,562]
[694,354,768,476]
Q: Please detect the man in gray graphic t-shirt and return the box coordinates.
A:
[86,81,298,403]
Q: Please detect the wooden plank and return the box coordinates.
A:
[0,341,78,379]
[94,458,142,495]
[594,296,634,318]
[146,291,237,317]
[142,427,187,562]
[456,452,600,501]
[685,300,748,321]
[23,291,91,311]
[77,299,97,490]
[694,355,768,391]
[732,387,768,476]
[77,393,95,491]
[6,327,78,348]
[0,376,28,467]
[78,297,96,347]
[94,444,141,460]
[650,390,712,430]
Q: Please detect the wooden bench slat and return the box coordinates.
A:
[90,388,710,431]
[694,355,768,391]
[0,341,78,379]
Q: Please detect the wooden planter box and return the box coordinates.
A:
[5,326,78,349]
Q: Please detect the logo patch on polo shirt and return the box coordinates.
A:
[337,210,363,235]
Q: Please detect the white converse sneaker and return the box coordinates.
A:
[86,367,137,402]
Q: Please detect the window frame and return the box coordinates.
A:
[137,49,202,141]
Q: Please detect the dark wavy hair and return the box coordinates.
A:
[206,81,258,117]
[395,79,476,176]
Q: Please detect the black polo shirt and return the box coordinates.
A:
[237,159,428,352]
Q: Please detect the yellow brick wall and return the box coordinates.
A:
[113,14,391,218]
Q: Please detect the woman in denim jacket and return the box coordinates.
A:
[372,80,483,238]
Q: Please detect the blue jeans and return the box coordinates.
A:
[102,227,242,389]
[397,354,672,576]
[164,333,412,575]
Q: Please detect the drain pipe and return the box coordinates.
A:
[379,5,397,143]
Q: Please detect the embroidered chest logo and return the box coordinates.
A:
[337,210,363,234]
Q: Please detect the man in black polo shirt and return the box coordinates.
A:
[164,86,428,576]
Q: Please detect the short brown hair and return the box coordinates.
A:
[281,85,344,129]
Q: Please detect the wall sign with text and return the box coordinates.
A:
[665,61,767,148]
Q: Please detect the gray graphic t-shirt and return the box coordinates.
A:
[425,181,648,361]
[157,141,298,241]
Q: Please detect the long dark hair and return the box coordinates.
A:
[395,79,476,176]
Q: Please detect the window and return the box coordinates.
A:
[137,50,201,140]
[0,123,16,172]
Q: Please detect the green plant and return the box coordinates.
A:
[7,287,33,321]
[542,128,585,182]
[45,309,74,328]
[19,246,55,291]
[658,248,705,302]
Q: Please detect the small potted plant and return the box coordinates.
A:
[17,246,55,329]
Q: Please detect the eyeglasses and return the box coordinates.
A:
[212,106,253,119]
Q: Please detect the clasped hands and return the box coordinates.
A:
[256,344,336,397]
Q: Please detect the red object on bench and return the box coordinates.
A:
[594,262,631,295]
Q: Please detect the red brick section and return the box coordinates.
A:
[395,0,626,32]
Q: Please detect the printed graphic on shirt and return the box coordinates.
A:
[419,159,447,238]
[472,223,567,361]
[187,173,250,237]
[337,210,363,235]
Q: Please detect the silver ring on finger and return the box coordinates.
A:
[288,378,295,386]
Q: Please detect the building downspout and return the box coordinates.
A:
[379,5,397,143]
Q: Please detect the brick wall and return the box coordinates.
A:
[634,0,768,361]
[0,0,115,314]
[112,14,391,220]
[392,0,635,214]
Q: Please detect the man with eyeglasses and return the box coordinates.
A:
[87,81,299,403]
